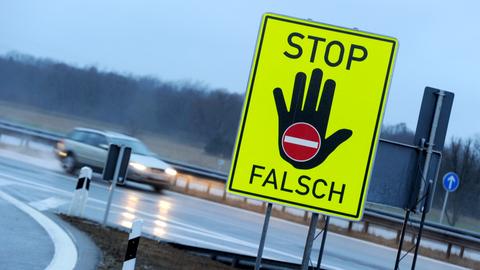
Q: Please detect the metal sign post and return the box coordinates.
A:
[394,88,452,269]
[418,91,445,206]
[411,180,433,269]
[316,216,330,270]
[439,172,460,224]
[394,209,411,270]
[102,145,131,227]
[301,213,319,270]
[255,203,273,270]
[439,192,450,224]
[103,145,124,226]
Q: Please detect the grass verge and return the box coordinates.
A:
[61,215,239,270]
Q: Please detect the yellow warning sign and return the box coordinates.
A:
[227,13,398,220]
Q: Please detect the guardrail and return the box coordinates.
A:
[171,173,480,265]
[0,119,63,142]
[0,119,479,265]
[161,159,228,181]
[0,119,229,181]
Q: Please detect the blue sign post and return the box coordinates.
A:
[440,172,460,224]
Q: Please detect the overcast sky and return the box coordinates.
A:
[1,0,479,139]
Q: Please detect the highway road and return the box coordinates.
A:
[0,150,468,270]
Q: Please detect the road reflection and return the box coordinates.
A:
[119,195,172,238]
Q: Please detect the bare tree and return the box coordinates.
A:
[0,53,244,158]
[439,137,480,225]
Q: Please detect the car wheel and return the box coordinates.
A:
[153,185,163,193]
[62,154,77,174]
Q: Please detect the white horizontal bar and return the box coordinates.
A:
[284,135,318,149]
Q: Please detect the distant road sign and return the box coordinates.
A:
[442,172,460,192]
[227,13,398,221]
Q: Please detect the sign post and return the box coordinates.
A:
[439,172,460,224]
[394,88,454,270]
[102,144,132,226]
[254,203,272,270]
[301,213,319,269]
[316,216,330,270]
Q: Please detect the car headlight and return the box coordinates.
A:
[130,162,147,171]
[165,168,177,176]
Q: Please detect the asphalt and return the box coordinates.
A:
[0,150,470,270]
[0,190,100,270]
[0,195,53,270]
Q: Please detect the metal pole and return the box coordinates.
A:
[316,216,330,270]
[301,212,319,270]
[418,91,445,207]
[394,209,410,270]
[103,145,124,226]
[255,203,272,270]
[439,192,449,224]
[411,181,433,270]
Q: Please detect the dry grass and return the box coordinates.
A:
[61,215,239,270]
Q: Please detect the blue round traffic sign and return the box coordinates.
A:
[442,172,460,192]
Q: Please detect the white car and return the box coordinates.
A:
[55,128,177,191]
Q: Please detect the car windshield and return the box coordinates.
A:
[109,138,152,156]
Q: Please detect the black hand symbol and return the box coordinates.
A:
[273,68,352,169]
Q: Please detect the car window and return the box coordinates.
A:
[92,134,108,147]
[109,138,152,155]
[84,133,108,147]
[68,130,88,143]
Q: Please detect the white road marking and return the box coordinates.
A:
[284,135,318,148]
[0,190,78,270]
[0,170,467,270]
[29,197,69,211]
[0,172,305,261]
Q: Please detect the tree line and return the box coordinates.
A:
[0,53,243,157]
[0,53,478,226]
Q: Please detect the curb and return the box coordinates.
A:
[0,191,78,270]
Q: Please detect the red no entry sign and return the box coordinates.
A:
[281,122,321,162]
